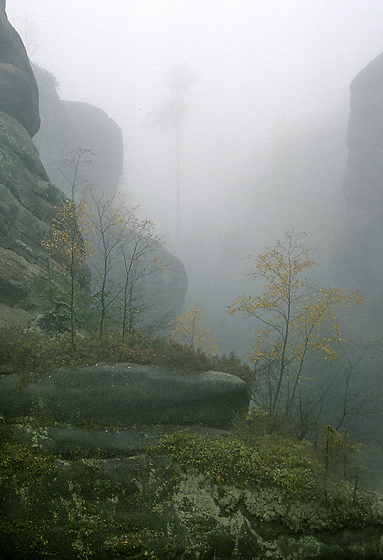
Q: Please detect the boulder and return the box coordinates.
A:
[0,363,250,429]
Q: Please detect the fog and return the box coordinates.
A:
[6,0,383,351]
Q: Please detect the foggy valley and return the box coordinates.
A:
[7,0,383,352]
[2,1,383,557]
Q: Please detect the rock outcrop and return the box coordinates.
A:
[344,51,383,207]
[32,64,124,199]
[2,363,383,560]
[0,10,187,329]
[63,100,124,193]
[336,51,383,336]
[0,6,88,320]
[0,7,40,136]
[0,363,249,431]
[2,411,383,559]
[31,62,188,330]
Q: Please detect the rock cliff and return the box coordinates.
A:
[0,8,187,329]
[0,6,88,323]
[2,400,383,560]
[337,51,383,336]
[0,7,39,136]
[31,63,187,331]
[344,51,383,207]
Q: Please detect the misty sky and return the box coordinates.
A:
[6,1,383,251]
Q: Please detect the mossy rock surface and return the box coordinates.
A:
[2,417,383,559]
[0,364,250,429]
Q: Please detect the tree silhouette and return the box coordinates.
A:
[151,64,195,250]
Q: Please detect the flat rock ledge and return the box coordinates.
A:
[0,362,250,429]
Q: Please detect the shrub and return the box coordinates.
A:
[152,427,322,500]
[0,327,250,376]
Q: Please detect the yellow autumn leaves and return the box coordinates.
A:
[171,304,217,356]
[229,231,362,417]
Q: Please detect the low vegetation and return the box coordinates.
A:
[0,326,252,378]
[0,408,376,560]
[152,409,362,507]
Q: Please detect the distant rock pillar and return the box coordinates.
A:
[343,51,383,206]
[337,51,383,337]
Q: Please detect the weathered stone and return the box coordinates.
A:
[32,64,124,200]
[0,21,186,329]
[31,63,188,329]
[1,440,383,559]
[0,363,250,428]
[0,302,30,328]
[0,10,90,324]
[9,422,229,458]
[62,100,124,192]
[0,109,89,312]
[335,51,383,338]
[0,8,40,136]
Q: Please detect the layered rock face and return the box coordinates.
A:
[0,363,249,430]
[0,8,39,136]
[338,52,383,334]
[0,6,87,317]
[0,10,186,327]
[3,365,383,560]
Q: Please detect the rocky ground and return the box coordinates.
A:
[1,364,383,559]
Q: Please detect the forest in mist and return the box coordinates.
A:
[6,4,383,556]
[4,0,383,446]
[6,0,383,357]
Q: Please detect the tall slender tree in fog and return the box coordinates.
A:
[151,64,195,250]
[229,231,363,433]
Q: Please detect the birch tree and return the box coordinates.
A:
[229,231,362,423]
[41,149,93,342]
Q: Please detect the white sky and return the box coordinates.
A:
[5,0,383,245]
[7,1,383,118]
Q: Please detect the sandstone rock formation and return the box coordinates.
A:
[1,363,249,465]
[2,411,383,559]
[2,362,383,559]
[0,363,249,430]
[32,64,124,199]
[0,6,88,321]
[337,51,383,336]
[63,100,124,193]
[0,9,186,329]
[0,7,40,136]
[31,62,188,330]
[344,51,383,207]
